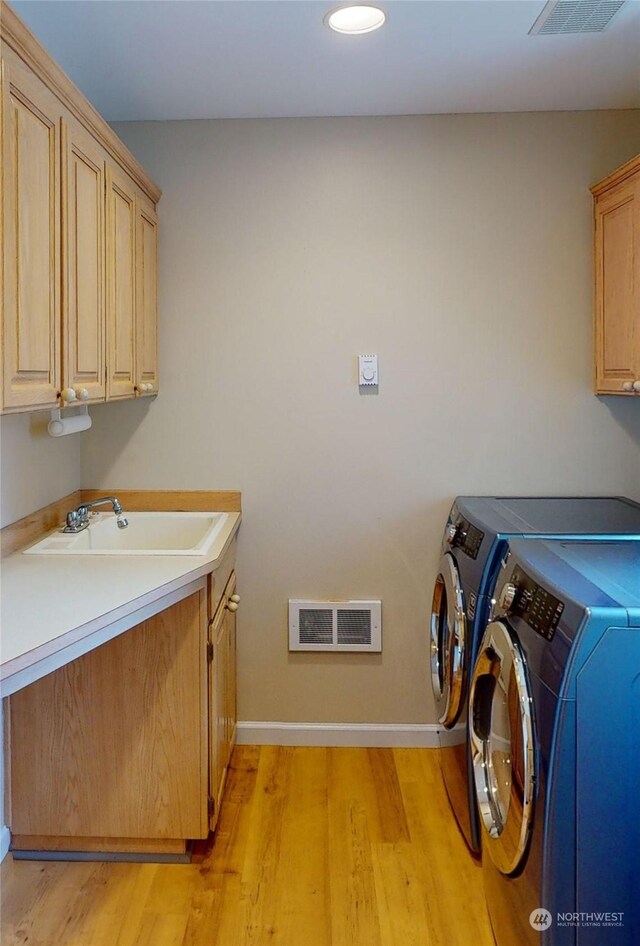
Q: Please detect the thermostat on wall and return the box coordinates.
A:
[358,354,378,386]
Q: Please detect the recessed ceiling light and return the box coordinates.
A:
[325,5,386,35]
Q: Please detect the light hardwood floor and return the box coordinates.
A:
[1,746,495,946]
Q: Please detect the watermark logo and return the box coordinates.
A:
[529,908,552,931]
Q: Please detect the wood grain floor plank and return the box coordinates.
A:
[370,841,438,946]
[366,748,411,844]
[237,745,294,946]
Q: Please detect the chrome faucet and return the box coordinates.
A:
[63,496,129,533]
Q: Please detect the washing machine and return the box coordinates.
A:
[430,496,640,854]
[469,538,640,946]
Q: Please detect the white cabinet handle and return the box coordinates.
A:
[229,594,240,604]
[623,382,634,392]
[633,381,640,393]
[75,387,90,401]
[61,387,77,402]
[226,601,239,613]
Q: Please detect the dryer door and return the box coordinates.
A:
[430,552,467,728]
[469,620,535,875]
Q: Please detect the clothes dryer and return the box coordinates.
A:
[431,496,640,853]
[469,539,640,946]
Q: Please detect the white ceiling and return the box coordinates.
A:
[10,0,640,121]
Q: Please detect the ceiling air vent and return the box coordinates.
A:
[529,0,626,34]
[289,600,382,652]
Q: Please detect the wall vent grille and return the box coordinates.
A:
[529,0,626,34]
[289,600,382,652]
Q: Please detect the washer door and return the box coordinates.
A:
[430,553,467,728]
[469,620,535,875]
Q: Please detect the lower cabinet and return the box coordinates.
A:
[208,571,238,830]
[6,555,238,859]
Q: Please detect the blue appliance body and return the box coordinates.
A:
[470,539,640,946]
[432,496,640,854]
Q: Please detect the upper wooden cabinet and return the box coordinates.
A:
[591,154,640,396]
[1,56,61,410]
[136,196,159,395]
[63,117,106,403]
[106,163,137,399]
[0,2,160,414]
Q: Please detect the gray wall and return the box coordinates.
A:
[0,413,81,527]
[38,111,640,723]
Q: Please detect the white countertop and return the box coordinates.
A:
[0,512,241,696]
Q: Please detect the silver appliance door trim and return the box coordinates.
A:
[430,552,467,728]
[469,619,535,875]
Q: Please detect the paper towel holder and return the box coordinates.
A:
[48,404,92,437]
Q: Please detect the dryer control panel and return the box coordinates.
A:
[447,516,484,560]
[504,566,565,640]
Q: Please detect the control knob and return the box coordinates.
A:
[499,582,518,612]
[445,524,458,545]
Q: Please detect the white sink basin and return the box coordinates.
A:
[24,511,228,556]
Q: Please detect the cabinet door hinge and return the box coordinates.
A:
[208,795,215,818]
[206,641,214,662]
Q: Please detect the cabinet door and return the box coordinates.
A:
[226,578,238,751]
[209,600,228,830]
[62,119,106,403]
[1,57,61,410]
[9,591,208,846]
[594,176,640,394]
[136,195,159,395]
[207,570,238,831]
[106,163,136,399]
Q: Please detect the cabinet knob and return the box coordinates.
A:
[633,381,640,393]
[623,382,634,392]
[226,601,239,613]
[75,387,90,401]
[61,387,77,402]
[229,594,240,604]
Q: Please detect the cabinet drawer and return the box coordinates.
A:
[208,539,237,620]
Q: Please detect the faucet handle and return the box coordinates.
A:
[66,510,79,529]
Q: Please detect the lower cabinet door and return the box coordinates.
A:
[208,569,238,831]
[209,600,227,831]
[8,590,209,853]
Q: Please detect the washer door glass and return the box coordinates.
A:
[430,553,467,728]
[469,620,535,875]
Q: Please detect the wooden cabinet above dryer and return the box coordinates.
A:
[0,2,161,415]
[591,154,640,396]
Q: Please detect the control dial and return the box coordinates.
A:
[499,582,518,612]
[445,524,457,545]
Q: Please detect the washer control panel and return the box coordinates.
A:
[503,566,565,640]
[447,516,484,560]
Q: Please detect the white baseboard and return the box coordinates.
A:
[236,721,465,748]
[0,825,10,863]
